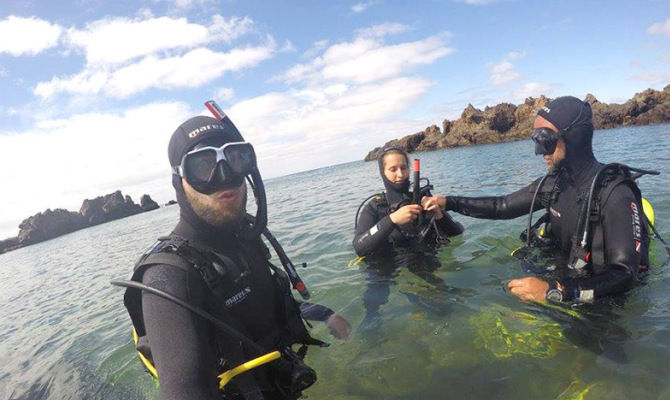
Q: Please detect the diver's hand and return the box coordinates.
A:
[507,277,549,302]
[421,196,444,220]
[326,314,351,340]
[435,196,448,210]
[389,204,422,226]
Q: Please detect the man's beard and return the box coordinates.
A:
[185,185,248,229]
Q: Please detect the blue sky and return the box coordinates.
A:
[1,0,669,238]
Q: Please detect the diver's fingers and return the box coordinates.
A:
[420,196,432,207]
[405,205,422,214]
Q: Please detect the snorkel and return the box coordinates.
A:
[206,100,311,299]
[413,159,423,226]
[205,100,267,240]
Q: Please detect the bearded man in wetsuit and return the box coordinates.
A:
[123,114,350,400]
[429,96,650,303]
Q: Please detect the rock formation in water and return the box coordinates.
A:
[141,195,160,211]
[0,236,20,254]
[365,85,670,161]
[17,208,88,245]
[80,190,143,225]
[0,191,161,254]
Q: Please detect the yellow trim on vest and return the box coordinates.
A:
[642,197,655,228]
[347,256,366,268]
[131,328,280,389]
[218,351,281,389]
[132,328,158,380]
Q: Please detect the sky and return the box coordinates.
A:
[1,0,669,238]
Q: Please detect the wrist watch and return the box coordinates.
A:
[546,280,563,302]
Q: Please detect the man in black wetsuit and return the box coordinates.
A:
[432,96,650,303]
[122,114,350,400]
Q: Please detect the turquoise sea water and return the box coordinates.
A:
[1,124,669,400]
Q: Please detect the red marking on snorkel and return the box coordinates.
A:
[205,100,225,121]
[413,159,420,172]
[295,281,306,293]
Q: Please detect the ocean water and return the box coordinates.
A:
[1,124,669,400]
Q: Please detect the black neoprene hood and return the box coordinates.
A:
[537,96,595,163]
[168,115,244,167]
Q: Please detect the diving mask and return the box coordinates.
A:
[531,128,560,156]
[173,141,257,194]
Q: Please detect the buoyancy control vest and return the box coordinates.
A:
[123,233,325,399]
[521,163,655,274]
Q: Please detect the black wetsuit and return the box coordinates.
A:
[353,192,464,257]
[139,218,333,400]
[445,156,648,302]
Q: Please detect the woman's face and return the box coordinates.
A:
[382,153,409,183]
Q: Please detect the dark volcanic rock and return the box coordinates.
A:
[4,189,162,254]
[0,236,20,254]
[364,86,670,160]
[17,208,88,245]
[140,194,160,211]
[364,131,426,161]
[165,200,178,206]
[488,103,517,133]
[80,190,142,225]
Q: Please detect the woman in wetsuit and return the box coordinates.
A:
[352,147,464,330]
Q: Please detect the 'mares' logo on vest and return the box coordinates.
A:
[542,106,551,113]
[187,123,226,138]
[225,286,252,308]
[630,202,642,252]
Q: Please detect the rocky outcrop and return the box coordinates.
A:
[588,86,670,129]
[0,236,20,253]
[17,208,88,245]
[141,195,160,211]
[1,191,161,254]
[80,190,144,225]
[365,85,670,160]
[165,200,178,206]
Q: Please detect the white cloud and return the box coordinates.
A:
[633,72,670,83]
[66,15,254,65]
[215,87,235,101]
[351,1,378,13]
[507,50,526,60]
[278,32,453,84]
[455,0,500,5]
[35,41,276,98]
[0,102,194,238]
[152,0,216,9]
[303,39,329,58]
[487,60,521,85]
[0,15,62,56]
[34,15,271,99]
[356,22,409,38]
[512,82,553,100]
[648,18,670,38]
[228,77,435,172]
